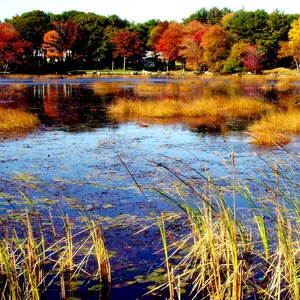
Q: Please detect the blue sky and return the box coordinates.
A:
[0,0,299,23]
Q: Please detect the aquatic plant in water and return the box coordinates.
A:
[0,180,111,300]
[145,147,300,299]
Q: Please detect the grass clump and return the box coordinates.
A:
[92,81,127,95]
[0,108,39,133]
[108,96,274,119]
[248,109,300,145]
[134,82,169,96]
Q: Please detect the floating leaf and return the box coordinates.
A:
[125,280,136,285]
[154,268,165,273]
[127,267,138,272]
[69,281,84,290]
[88,283,105,292]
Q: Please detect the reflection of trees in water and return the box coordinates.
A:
[0,84,28,108]
[32,83,112,129]
[263,87,278,104]
[43,85,60,118]
[2,79,300,131]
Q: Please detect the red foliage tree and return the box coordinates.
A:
[243,45,265,74]
[155,22,184,71]
[53,21,78,59]
[148,21,169,50]
[0,23,31,72]
[112,29,144,71]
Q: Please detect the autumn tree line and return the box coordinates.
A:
[0,8,300,74]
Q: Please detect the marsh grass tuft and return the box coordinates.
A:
[0,108,39,133]
[108,96,275,120]
[248,109,300,145]
[92,81,127,95]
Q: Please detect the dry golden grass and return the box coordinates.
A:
[134,81,196,97]
[153,150,300,299]
[108,96,275,119]
[274,77,299,91]
[109,98,182,118]
[248,109,300,145]
[0,210,111,299]
[134,82,166,96]
[0,108,39,132]
[5,74,34,79]
[8,83,27,90]
[263,67,300,76]
[92,81,126,95]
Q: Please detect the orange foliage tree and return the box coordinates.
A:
[148,21,169,51]
[42,21,78,61]
[42,30,63,59]
[179,21,208,72]
[0,23,31,72]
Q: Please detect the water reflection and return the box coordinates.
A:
[32,82,115,130]
[0,77,299,134]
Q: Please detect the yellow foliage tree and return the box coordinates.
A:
[278,17,300,71]
[201,24,232,72]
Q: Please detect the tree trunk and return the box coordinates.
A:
[294,57,300,72]
[123,56,126,72]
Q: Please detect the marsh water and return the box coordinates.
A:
[0,76,300,299]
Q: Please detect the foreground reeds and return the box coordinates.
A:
[0,188,111,300]
[0,108,39,132]
[147,147,300,299]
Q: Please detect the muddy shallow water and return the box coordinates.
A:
[0,77,300,299]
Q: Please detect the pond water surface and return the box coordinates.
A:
[0,76,300,299]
